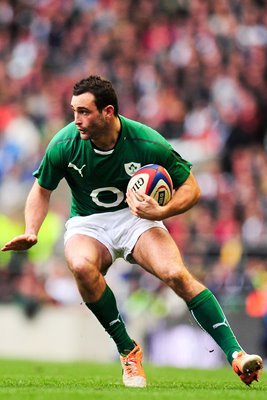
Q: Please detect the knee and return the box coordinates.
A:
[68,256,97,281]
[162,265,194,291]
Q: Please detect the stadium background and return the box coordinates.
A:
[0,0,267,368]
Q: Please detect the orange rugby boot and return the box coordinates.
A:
[120,340,146,387]
[232,351,263,385]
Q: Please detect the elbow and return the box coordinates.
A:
[186,172,201,206]
[196,186,201,201]
[193,185,201,206]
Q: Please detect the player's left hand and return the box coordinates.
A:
[126,189,164,220]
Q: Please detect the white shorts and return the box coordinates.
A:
[64,208,167,262]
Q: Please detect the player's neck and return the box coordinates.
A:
[91,116,121,151]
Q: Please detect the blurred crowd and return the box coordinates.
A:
[0,0,267,357]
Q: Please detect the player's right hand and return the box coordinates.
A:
[1,234,37,252]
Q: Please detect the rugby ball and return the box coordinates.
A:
[127,164,173,206]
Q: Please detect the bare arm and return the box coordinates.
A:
[161,172,201,218]
[126,171,201,221]
[1,180,53,251]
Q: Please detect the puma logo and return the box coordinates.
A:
[109,314,121,327]
[68,162,86,177]
[213,318,228,329]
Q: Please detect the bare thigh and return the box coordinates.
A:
[65,234,112,272]
[132,227,205,302]
[64,234,113,302]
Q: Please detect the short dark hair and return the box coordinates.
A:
[73,75,119,116]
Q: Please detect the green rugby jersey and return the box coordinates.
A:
[34,115,192,217]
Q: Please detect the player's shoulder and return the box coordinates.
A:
[120,115,171,147]
[120,115,160,137]
[47,122,79,150]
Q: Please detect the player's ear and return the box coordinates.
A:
[103,105,114,120]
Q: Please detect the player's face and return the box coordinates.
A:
[71,92,108,140]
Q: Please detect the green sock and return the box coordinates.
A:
[86,285,135,355]
[187,288,242,364]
